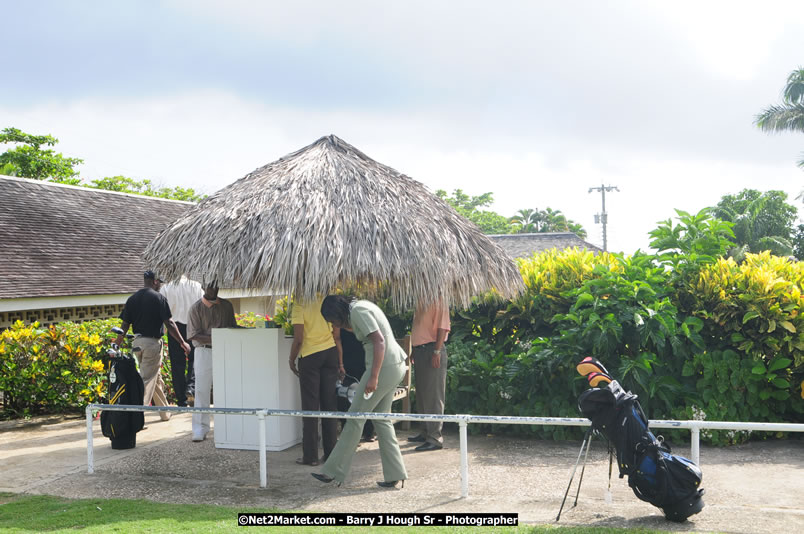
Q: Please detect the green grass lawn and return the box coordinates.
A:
[0,493,672,533]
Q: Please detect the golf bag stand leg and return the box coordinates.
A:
[573,428,594,507]
[556,427,593,522]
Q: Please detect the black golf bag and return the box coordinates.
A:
[578,380,705,522]
[101,352,145,449]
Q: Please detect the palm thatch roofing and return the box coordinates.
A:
[143,135,523,310]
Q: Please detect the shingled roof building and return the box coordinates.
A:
[0,176,193,328]
[488,232,603,258]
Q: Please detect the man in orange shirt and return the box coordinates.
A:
[408,300,450,451]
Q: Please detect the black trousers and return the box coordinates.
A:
[298,346,339,463]
[167,322,195,406]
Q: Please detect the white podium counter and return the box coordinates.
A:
[211,328,302,451]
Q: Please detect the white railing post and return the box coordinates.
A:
[258,410,267,488]
[86,405,94,474]
[690,426,700,466]
[459,418,469,498]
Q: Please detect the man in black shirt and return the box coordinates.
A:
[117,270,191,421]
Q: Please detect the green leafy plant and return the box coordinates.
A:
[0,127,83,181]
[0,320,114,418]
[0,318,181,419]
[447,238,803,445]
[235,311,273,328]
[271,297,294,335]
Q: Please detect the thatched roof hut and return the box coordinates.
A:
[143,135,523,310]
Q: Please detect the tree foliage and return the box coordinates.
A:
[0,127,83,182]
[1,126,205,202]
[509,207,588,238]
[712,189,796,257]
[755,67,804,167]
[436,189,513,234]
[437,237,804,443]
[794,224,804,260]
[433,208,803,443]
[88,176,206,202]
[649,208,735,264]
[435,189,589,239]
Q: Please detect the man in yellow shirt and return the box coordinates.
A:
[289,297,343,466]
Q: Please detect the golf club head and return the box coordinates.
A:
[576,356,610,377]
[587,372,612,388]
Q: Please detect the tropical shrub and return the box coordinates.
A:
[450,248,621,353]
[0,318,182,419]
[447,240,804,445]
[675,253,804,442]
[0,319,115,418]
[549,253,706,420]
[449,251,702,422]
[446,336,586,440]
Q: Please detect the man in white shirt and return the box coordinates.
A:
[160,276,203,407]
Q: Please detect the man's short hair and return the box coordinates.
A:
[144,270,164,282]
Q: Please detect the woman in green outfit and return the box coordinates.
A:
[311,295,408,488]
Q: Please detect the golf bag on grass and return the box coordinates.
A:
[578,373,705,522]
[100,332,145,449]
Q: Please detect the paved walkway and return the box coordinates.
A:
[2,413,803,533]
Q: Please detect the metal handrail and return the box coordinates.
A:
[86,404,804,497]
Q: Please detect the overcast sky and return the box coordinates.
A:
[2,0,803,253]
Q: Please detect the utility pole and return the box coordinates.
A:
[588,184,619,252]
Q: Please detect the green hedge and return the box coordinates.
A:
[443,248,804,445]
[0,318,180,419]
[1,319,116,418]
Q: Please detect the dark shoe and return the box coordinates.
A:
[415,441,443,452]
[296,458,320,466]
[377,480,405,488]
[312,473,339,486]
[360,435,376,443]
[407,434,426,443]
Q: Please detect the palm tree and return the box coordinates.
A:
[541,207,569,232]
[509,208,543,233]
[755,67,804,167]
[508,207,588,237]
[714,189,795,257]
[567,220,588,239]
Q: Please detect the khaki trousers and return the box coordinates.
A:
[322,360,408,484]
[412,343,448,444]
[132,336,170,420]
